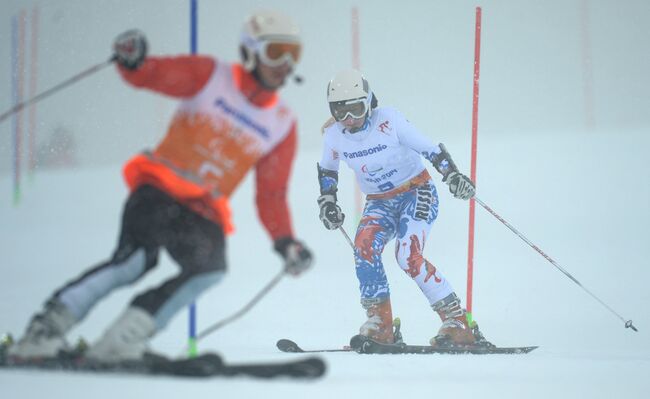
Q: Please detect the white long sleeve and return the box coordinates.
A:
[320,107,439,194]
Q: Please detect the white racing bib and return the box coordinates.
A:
[320,107,441,194]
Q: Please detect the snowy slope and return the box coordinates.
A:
[1,131,648,398]
[1,0,650,396]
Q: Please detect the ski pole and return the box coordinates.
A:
[193,269,285,343]
[0,55,117,124]
[474,195,638,332]
[338,226,355,250]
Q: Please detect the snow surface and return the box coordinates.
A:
[1,131,649,398]
[1,0,649,396]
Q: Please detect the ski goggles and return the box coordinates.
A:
[329,97,369,121]
[257,40,302,67]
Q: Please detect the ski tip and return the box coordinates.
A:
[276,339,303,353]
[520,346,539,354]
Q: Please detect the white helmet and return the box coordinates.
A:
[240,11,301,71]
[327,69,374,122]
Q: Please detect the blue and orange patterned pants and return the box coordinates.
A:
[354,180,454,306]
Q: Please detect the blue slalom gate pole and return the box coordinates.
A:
[187,0,199,358]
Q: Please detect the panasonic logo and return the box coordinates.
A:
[343,144,388,159]
[214,98,269,138]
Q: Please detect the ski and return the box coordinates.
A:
[276,317,406,354]
[1,335,325,379]
[276,339,354,353]
[349,334,538,355]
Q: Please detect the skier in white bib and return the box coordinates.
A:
[318,69,487,347]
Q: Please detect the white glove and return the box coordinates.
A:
[444,171,475,200]
[317,194,345,230]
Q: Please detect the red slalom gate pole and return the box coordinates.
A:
[28,6,40,176]
[351,6,364,221]
[466,6,482,326]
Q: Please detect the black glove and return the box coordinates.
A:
[444,171,475,200]
[274,237,313,276]
[317,194,345,230]
[113,30,148,70]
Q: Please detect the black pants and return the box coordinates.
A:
[52,185,226,330]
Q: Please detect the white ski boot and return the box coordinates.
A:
[86,306,156,363]
[9,299,76,359]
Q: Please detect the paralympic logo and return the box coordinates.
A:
[361,164,383,177]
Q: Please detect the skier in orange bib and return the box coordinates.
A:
[10,11,312,363]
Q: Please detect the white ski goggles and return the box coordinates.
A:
[329,97,369,121]
[256,40,302,67]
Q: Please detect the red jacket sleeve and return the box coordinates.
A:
[255,122,298,241]
[117,55,216,98]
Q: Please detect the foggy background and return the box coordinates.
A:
[1,1,649,398]
[1,0,649,172]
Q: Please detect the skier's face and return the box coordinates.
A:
[256,56,294,90]
[341,114,366,131]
